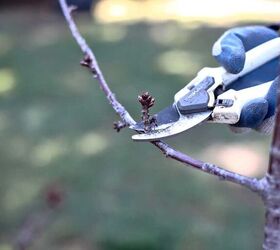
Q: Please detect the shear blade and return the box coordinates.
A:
[130,104,180,132]
[132,110,212,141]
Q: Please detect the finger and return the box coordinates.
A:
[265,76,279,118]
[227,59,279,91]
[212,26,279,74]
[235,98,268,128]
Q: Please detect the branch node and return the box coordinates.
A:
[80,54,98,77]
[113,121,127,132]
[218,175,226,181]
[68,5,77,13]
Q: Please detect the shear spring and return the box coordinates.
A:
[216,99,234,107]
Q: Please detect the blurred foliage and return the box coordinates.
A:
[0,9,272,250]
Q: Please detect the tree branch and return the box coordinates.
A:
[263,77,280,250]
[58,0,264,194]
[153,140,265,193]
[59,0,135,126]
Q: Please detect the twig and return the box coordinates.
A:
[59,0,135,126]
[138,92,156,131]
[14,184,64,250]
[58,0,264,194]
[153,140,265,193]
[113,120,127,132]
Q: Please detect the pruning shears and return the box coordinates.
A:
[131,38,280,141]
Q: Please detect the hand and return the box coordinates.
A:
[212,25,279,133]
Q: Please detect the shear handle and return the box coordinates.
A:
[221,38,280,87]
[175,38,280,104]
[211,80,273,124]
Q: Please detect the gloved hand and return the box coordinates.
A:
[212,25,279,134]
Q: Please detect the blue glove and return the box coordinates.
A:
[212,25,279,133]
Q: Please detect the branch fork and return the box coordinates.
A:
[59,1,280,248]
[58,0,265,194]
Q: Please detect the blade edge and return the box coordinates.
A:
[132,111,211,141]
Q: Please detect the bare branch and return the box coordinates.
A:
[268,78,280,177]
[153,141,265,193]
[263,77,280,250]
[58,0,264,194]
[59,0,135,126]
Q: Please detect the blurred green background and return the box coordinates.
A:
[0,0,278,249]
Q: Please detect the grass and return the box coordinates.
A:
[0,9,272,250]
